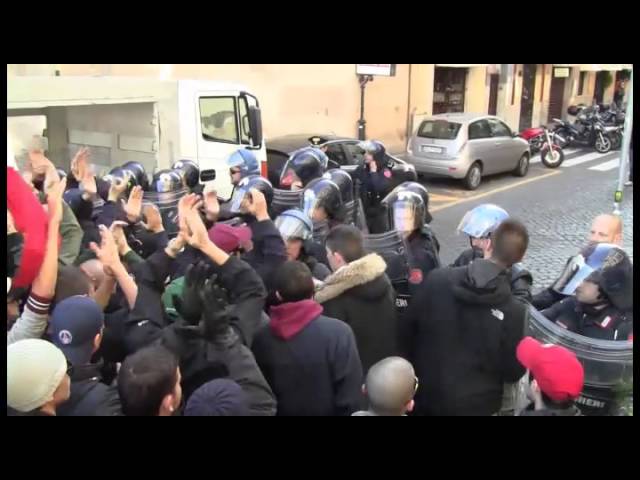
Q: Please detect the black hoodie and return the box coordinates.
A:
[405,259,527,416]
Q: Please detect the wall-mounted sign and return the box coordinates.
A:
[356,64,396,76]
[554,67,570,78]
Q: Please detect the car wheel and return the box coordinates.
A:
[463,163,482,190]
[513,153,529,177]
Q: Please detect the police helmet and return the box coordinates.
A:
[275,209,313,242]
[457,204,509,239]
[280,147,326,189]
[382,189,426,234]
[122,161,150,190]
[172,159,200,189]
[151,169,183,193]
[229,175,274,214]
[358,139,387,165]
[301,177,343,223]
[323,168,354,203]
[392,182,433,224]
[226,149,260,181]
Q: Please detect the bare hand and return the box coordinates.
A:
[178,193,200,234]
[90,225,122,269]
[369,160,378,173]
[46,177,67,224]
[183,199,210,250]
[244,188,269,221]
[109,221,131,257]
[71,147,91,182]
[141,204,164,233]
[165,231,187,258]
[203,183,220,222]
[122,186,143,223]
[28,149,55,180]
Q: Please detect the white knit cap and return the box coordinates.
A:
[7,339,68,412]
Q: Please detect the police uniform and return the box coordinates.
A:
[357,164,393,234]
[542,297,633,341]
[406,226,441,296]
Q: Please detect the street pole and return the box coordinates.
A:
[358,75,373,140]
[613,69,633,215]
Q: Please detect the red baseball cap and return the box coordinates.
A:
[208,223,252,254]
[516,337,585,403]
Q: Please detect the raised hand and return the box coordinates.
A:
[122,186,144,223]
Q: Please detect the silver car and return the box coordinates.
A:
[405,113,531,190]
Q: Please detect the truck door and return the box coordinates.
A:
[196,94,245,200]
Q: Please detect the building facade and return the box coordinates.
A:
[7,64,631,154]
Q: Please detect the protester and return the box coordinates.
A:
[252,261,363,416]
[7,339,71,416]
[404,219,530,415]
[315,225,398,372]
[50,296,122,416]
[118,344,182,416]
[184,379,250,416]
[516,337,584,416]
[352,357,417,416]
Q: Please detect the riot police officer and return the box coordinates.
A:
[274,209,331,281]
[228,174,275,217]
[172,159,200,192]
[381,182,440,293]
[122,161,150,191]
[453,203,533,303]
[280,147,327,191]
[542,243,633,341]
[301,177,344,229]
[227,149,260,188]
[357,140,394,234]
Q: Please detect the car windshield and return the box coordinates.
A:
[418,120,462,140]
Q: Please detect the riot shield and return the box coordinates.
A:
[142,187,190,238]
[527,305,633,416]
[271,188,303,218]
[312,219,331,244]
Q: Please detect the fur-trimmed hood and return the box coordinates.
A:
[315,253,388,304]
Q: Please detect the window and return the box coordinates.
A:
[487,118,511,137]
[325,143,348,166]
[468,120,492,140]
[418,120,462,140]
[343,142,365,165]
[199,97,238,144]
[578,71,587,96]
[238,97,251,145]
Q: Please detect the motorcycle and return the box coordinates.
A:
[519,126,546,153]
[538,125,565,168]
[552,109,613,153]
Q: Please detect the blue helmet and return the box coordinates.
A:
[274,209,313,241]
[457,204,509,238]
[226,149,260,179]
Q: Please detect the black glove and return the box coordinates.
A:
[199,275,232,339]
[173,261,212,325]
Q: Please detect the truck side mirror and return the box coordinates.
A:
[248,106,263,148]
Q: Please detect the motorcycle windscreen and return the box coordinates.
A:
[552,254,595,295]
[275,215,311,241]
[392,201,419,233]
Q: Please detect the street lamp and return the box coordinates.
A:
[357,74,374,141]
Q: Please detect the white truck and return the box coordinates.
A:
[7,76,266,199]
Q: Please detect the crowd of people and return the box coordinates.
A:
[6,137,633,416]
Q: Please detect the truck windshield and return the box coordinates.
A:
[199,97,238,144]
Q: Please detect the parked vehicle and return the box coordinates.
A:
[405,113,530,190]
[538,125,565,168]
[519,126,546,153]
[7,76,266,200]
[553,105,618,154]
[266,134,417,189]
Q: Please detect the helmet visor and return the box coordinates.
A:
[392,201,419,233]
[552,254,595,295]
[229,184,252,213]
[275,215,311,241]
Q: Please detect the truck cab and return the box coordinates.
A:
[7,76,266,199]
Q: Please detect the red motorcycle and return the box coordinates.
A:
[519,126,545,153]
[519,124,564,168]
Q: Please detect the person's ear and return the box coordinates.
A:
[161,394,175,415]
[406,399,415,413]
[335,252,345,266]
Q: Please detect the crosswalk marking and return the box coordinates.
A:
[531,148,579,164]
[562,151,612,167]
[589,158,620,171]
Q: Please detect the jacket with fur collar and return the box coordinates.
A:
[314,253,397,372]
